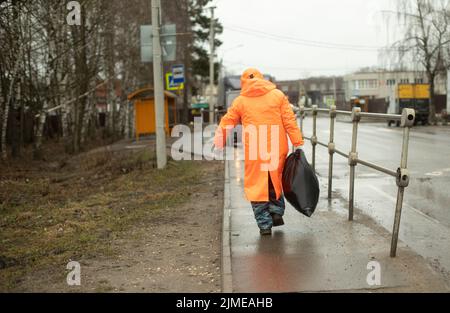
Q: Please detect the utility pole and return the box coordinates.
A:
[447,70,450,115]
[298,79,302,106]
[333,76,337,107]
[209,7,216,124]
[151,0,167,169]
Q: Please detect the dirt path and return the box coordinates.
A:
[0,139,224,292]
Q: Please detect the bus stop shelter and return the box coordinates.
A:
[127,87,177,140]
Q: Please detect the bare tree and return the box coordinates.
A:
[391,0,450,124]
[0,0,196,160]
[0,0,27,160]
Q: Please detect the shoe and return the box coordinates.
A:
[271,214,285,227]
[260,228,272,236]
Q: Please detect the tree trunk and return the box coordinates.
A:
[106,24,116,138]
[11,109,20,158]
[19,97,24,154]
[130,102,135,140]
[89,104,98,141]
[33,98,49,160]
[1,54,22,160]
[61,93,70,139]
[117,99,124,138]
[79,103,89,147]
[429,75,437,125]
[72,98,80,154]
[1,99,11,160]
[63,79,75,154]
[124,101,131,139]
[0,89,4,156]
[11,82,21,158]
[80,90,95,146]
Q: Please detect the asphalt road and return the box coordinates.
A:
[300,116,450,277]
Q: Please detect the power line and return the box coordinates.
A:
[227,24,381,49]
[223,24,393,52]
[225,60,363,73]
[225,25,381,51]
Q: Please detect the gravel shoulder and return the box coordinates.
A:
[0,139,224,292]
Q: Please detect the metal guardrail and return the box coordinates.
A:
[196,108,227,124]
[298,105,415,257]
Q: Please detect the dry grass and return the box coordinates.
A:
[0,145,202,291]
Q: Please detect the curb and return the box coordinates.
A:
[221,160,233,293]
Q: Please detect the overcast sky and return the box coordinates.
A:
[213,0,399,80]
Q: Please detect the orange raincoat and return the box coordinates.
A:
[214,68,304,202]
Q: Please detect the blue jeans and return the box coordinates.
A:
[251,174,286,230]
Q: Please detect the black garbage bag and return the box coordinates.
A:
[282,149,320,217]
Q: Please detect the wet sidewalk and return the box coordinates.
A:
[222,148,450,293]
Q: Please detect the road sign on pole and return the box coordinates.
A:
[326,97,335,107]
[140,24,177,63]
[165,72,184,91]
[172,64,185,85]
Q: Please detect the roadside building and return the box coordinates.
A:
[276,80,301,106]
[344,70,447,113]
[95,80,124,127]
[217,74,276,110]
[276,76,346,110]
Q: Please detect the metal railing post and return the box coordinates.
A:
[390,108,415,257]
[200,108,205,126]
[299,105,305,134]
[348,107,361,221]
[311,105,318,172]
[296,106,416,257]
[328,105,337,200]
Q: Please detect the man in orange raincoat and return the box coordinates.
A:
[214,68,304,235]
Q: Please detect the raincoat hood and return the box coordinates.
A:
[240,68,276,97]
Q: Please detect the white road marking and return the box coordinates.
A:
[358,173,380,178]
[357,128,375,134]
[126,145,148,149]
[376,127,395,133]
[425,172,443,177]
[356,127,396,135]
[368,185,441,226]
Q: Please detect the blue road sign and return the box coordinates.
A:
[166,72,184,91]
[172,64,185,84]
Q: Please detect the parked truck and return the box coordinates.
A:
[387,83,430,126]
